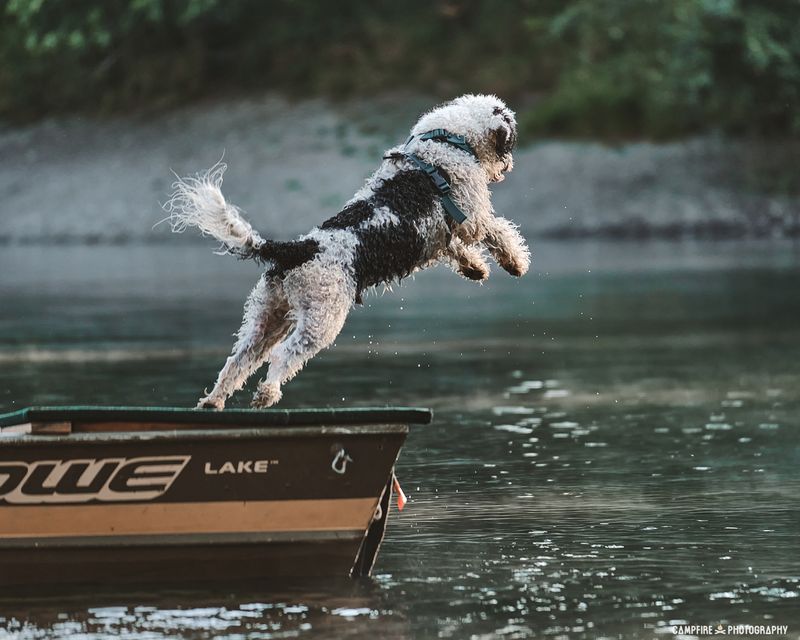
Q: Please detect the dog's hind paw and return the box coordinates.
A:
[196,396,224,410]
[252,383,282,408]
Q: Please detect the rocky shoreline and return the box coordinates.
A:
[1,93,797,245]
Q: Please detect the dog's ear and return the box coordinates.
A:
[493,125,509,158]
[491,106,516,157]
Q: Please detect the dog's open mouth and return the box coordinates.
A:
[492,160,513,183]
[492,166,511,182]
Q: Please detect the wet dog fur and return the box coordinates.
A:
[164,94,530,408]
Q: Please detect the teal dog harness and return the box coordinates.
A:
[390,129,478,224]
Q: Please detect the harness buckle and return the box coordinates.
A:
[427,168,451,195]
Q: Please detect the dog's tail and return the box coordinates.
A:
[163,161,265,260]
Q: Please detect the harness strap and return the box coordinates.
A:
[402,152,468,223]
[395,128,477,224]
[408,129,478,158]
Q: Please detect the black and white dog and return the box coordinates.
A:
[165,94,530,408]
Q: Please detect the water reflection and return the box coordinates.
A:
[0,581,409,638]
[1,241,799,638]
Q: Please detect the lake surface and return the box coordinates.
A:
[0,241,799,639]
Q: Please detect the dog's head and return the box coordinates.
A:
[411,94,517,183]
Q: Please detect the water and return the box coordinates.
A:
[1,240,799,639]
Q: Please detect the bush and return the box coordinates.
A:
[522,0,800,137]
[1,0,798,138]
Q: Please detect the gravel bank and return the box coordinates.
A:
[1,93,797,245]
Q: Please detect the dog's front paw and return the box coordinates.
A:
[501,255,530,277]
[460,263,489,281]
[252,383,282,408]
[504,263,525,277]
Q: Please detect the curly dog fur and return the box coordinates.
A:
[164,94,530,408]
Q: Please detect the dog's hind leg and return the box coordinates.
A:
[251,269,353,407]
[198,277,291,409]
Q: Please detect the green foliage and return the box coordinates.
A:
[0,0,798,138]
[0,0,238,116]
[522,0,800,137]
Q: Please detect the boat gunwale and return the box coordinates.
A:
[0,423,409,445]
[0,405,433,429]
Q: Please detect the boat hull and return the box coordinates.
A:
[0,406,428,587]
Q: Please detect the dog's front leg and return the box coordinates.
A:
[444,238,490,282]
[483,216,531,277]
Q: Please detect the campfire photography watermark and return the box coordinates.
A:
[671,623,790,636]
